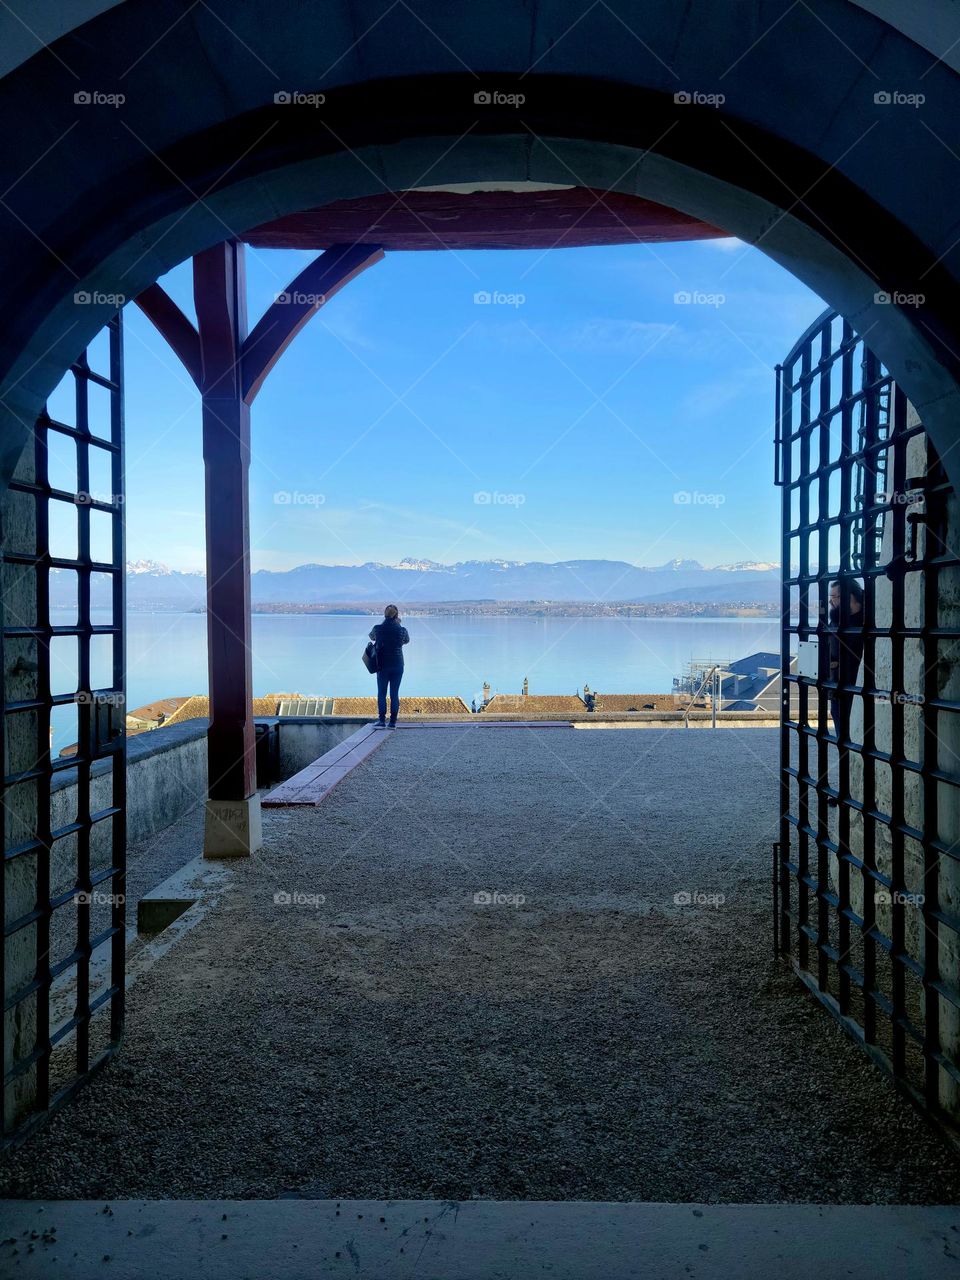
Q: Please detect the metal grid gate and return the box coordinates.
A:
[775,306,960,1134]
[1,315,126,1147]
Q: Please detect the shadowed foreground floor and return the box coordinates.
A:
[4,727,960,1202]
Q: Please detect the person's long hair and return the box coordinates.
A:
[384,604,400,620]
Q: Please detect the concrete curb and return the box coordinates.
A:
[1,1199,958,1279]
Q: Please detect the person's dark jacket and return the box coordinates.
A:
[369,618,410,671]
[829,604,864,691]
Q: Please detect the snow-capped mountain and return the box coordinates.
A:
[127,558,178,576]
[714,560,779,573]
[392,558,445,571]
[50,556,780,609]
[656,558,705,572]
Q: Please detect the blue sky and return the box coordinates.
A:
[62,236,827,572]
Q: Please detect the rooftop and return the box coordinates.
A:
[593,693,706,712]
[161,693,306,727]
[484,694,587,712]
[327,696,472,716]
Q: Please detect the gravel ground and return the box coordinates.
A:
[5,726,960,1203]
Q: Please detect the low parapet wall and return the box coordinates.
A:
[51,718,210,847]
[48,717,383,849]
[47,711,784,854]
[281,712,784,727]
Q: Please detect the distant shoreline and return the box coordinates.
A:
[146,599,779,620]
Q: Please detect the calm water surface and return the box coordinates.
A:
[49,610,785,751]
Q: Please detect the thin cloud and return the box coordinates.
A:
[676,366,768,420]
[561,317,677,353]
[476,316,677,355]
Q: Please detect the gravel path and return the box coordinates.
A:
[5,726,960,1203]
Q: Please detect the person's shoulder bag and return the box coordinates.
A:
[362,626,379,673]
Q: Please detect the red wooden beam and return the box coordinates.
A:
[242,189,728,252]
[133,238,382,851]
[241,243,383,403]
[194,241,258,815]
[133,283,202,387]
[195,241,248,398]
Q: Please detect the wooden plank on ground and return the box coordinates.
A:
[263,724,387,806]
[394,720,574,729]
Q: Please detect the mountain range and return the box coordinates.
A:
[61,557,781,609]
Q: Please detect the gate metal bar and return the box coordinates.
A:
[776,307,960,1136]
[1,314,126,1147]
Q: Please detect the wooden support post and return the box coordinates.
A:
[134,241,383,857]
[194,241,260,856]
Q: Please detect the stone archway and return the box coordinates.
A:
[4,0,960,1153]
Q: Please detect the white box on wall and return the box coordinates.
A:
[797,639,819,680]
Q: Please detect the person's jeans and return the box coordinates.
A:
[831,694,854,745]
[376,667,403,723]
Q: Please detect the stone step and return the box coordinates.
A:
[136,854,233,935]
[0,1198,957,1279]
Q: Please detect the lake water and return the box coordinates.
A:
[48,610,783,750]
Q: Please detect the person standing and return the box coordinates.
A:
[828,578,864,743]
[369,604,409,728]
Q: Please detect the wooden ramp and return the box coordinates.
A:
[263,723,388,807]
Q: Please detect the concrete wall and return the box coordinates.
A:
[45,717,374,855]
[276,718,370,777]
[2,434,41,1130]
[51,719,208,851]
